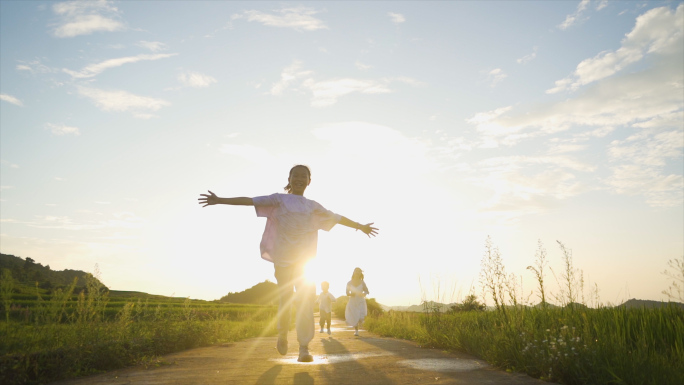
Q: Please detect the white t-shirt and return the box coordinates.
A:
[253,193,341,267]
[317,292,336,313]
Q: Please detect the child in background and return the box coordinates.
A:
[345,267,369,336]
[317,281,336,335]
[198,165,378,362]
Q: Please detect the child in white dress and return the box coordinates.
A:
[317,281,336,335]
[198,165,378,362]
[345,267,369,336]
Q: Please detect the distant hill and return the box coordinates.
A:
[382,299,684,312]
[619,298,684,309]
[220,280,278,305]
[0,253,106,292]
[381,301,456,312]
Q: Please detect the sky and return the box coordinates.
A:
[1,1,682,307]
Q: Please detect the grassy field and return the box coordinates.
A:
[365,304,683,385]
[0,273,277,385]
[365,239,684,385]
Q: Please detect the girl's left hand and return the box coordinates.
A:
[358,223,379,238]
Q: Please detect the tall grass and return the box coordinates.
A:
[365,238,684,385]
[0,276,277,385]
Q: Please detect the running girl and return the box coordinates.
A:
[198,165,378,362]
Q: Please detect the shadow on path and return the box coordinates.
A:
[255,364,282,385]
[360,335,542,384]
[293,372,314,385]
[317,336,393,385]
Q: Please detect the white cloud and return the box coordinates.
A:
[608,128,682,168]
[270,61,424,107]
[487,68,507,87]
[303,78,392,107]
[0,94,23,106]
[78,87,170,115]
[460,5,684,209]
[558,0,591,30]
[269,61,313,95]
[355,61,373,71]
[549,4,683,93]
[388,12,406,24]
[606,164,683,207]
[470,156,594,215]
[136,41,168,52]
[1,160,20,169]
[63,53,177,79]
[46,123,81,136]
[52,0,124,37]
[517,47,538,64]
[269,61,425,107]
[233,6,327,31]
[596,0,609,11]
[474,58,682,147]
[16,60,54,74]
[392,76,426,87]
[467,106,513,124]
[178,71,217,88]
[475,6,683,149]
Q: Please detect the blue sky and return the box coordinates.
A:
[1,1,682,306]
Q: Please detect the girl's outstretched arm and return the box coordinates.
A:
[198,190,254,207]
[339,216,378,238]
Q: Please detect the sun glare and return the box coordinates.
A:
[303,258,326,285]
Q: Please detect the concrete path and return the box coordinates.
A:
[52,317,548,385]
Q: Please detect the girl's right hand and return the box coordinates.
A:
[198,190,218,207]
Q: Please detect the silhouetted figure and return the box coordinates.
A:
[317,281,336,335]
[345,267,369,336]
[198,164,378,362]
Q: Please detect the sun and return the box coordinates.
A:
[303,258,326,285]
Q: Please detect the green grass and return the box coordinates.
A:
[365,305,684,384]
[365,237,684,385]
[0,274,277,385]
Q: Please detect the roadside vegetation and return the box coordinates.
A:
[0,261,277,385]
[364,239,684,385]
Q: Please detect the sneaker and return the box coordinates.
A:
[320,328,324,333]
[297,345,313,362]
[276,335,288,355]
[354,331,359,336]
[327,328,331,335]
